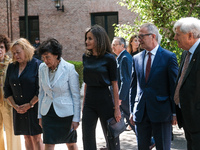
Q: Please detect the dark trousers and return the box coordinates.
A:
[135,110,171,150]
[82,86,120,150]
[183,126,200,150]
[120,100,135,132]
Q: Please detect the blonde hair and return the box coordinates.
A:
[10,38,35,63]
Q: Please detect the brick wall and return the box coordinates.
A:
[1,0,137,61]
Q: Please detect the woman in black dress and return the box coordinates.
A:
[82,25,121,150]
[4,38,43,150]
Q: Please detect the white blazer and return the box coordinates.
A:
[38,58,81,122]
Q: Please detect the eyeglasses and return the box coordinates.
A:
[111,44,120,47]
[138,33,153,39]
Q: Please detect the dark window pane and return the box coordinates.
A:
[91,12,118,41]
[19,16,39,44]
[94,16,105,29]
[107,15,118,41]
[19,19,25,38]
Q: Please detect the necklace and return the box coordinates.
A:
[50,67,58,73]
[49,60,60,73]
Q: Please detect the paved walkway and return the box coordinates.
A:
[16,121,186,150]
[6,84,187,149]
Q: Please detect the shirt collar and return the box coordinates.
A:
[188,38,200,55]
[145,44,159,56]
[117,49,126,59]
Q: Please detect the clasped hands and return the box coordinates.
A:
[14,103,31,114]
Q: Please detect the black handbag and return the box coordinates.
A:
[107,114,127,139]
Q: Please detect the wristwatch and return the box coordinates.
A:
[29,102,34,108]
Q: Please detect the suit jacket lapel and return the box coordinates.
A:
[44,65,51,88]
[182,44,200,85]
[18,60,31,78]
[117,50,125,62]
[137,51,146,84]
[178,52,186,79]
[51,58,65,87]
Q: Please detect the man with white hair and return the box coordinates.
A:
[173,17,200,150]
[129,23,178,150]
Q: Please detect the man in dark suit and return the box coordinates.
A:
[33,37,41,60]
[129,23,178,150]
[173,17,200,150]
[111,37,134,131]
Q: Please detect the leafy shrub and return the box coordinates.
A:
[67,61,83,88]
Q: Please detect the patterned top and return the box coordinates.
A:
[0,55,11,104]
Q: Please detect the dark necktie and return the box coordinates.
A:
[174,51,191,105]
[145,52,152,82]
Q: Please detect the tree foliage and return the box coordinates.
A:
[115,0,200,63]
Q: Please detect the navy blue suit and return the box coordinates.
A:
[130,46,178,150]
[116,50,133,129]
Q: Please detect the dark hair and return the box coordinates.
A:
[127,35,140,54]
[0,34,10,52]
[38,38,62,60]
[85,24,112,57]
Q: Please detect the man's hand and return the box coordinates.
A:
[129,114,135,126]
[119,100,122,105]
[171,116,177,125]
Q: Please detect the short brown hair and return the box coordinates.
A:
[0,34,10,52]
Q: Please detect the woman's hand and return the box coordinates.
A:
[13,104,20,112]
[71,121,79,130]
[114,107,121,122]
[39,118,42,128]
[18,103,31,114]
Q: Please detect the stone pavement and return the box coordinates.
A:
[17,120,186,150]
[10,84,187,150]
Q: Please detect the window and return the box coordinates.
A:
[19,16,39,44]
[91,12,118,41]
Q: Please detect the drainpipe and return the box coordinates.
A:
[6,0,9,37]
[25,0,28,39]
[10,0,13,40]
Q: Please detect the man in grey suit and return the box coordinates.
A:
[173,17,200,150]
[111,37,134,131]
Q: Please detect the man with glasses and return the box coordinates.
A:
[111,37,134,132]
[129,23,178,150]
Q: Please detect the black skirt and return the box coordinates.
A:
[42,104,77,144]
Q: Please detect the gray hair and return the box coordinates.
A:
[141,23,162,44]
[173,17,200,38]
[113,37,127,48]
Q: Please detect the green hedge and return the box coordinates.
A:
[67,61,83,88]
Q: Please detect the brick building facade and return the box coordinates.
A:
[0,0,136,61]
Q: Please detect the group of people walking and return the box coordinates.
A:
[0,16,200,150]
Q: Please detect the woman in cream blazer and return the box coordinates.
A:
[38,38,81,150]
